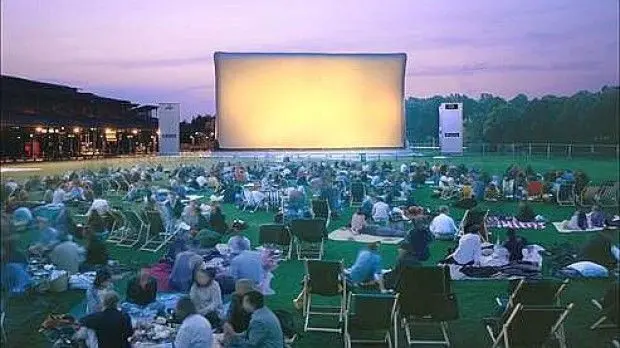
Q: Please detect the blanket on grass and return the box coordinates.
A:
[486,216,545,229]
[328,227,404,245]
[553,222,606,234]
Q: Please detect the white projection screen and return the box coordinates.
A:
[214,52,406,149]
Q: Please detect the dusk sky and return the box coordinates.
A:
[2,0,618,119]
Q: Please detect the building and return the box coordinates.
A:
[0,75,159,161]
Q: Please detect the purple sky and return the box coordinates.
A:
[2,0,618,119]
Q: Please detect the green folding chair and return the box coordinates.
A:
[344,292,399,348]
[303,259,346,333]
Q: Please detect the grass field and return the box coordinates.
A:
[2,154,619,348]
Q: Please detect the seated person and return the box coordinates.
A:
[484,182,501,201]
[453,186,477,209]
[174,297,214,348]
[563,209,588,230]
[588,205,606,228]
[228,250,265,287]
[407,218,433,262]
[227,229,251,257]
[209,205,229,234]
[182,199,201,230]
[429,206,458,240]
[226,279,254,333]
[503,228,527,262]
[190,268,223,328]
[126,269,157,306]
[52,183,70,204]
[346,242,384,289]
[222,291,284,348]
[49,237,85,274]
[384,241,421,290]
[83,229,109,269]
[515,201,536,222]
[371,197,390,223]
[350,210,406,237]
[86,269,113,314]
[86,198,111,217]
[441,226,482,266]
[78,291,133,348]
[350,208,367,234]
[169,251,204,292]
[360,196,374,218]
[28,216,61,255]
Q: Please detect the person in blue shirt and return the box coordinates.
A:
[229,250,265,288]
[360,196,374,219]
[346,242,384,290]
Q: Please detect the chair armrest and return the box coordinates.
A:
[591,299,603,310]
[495,297,502,307]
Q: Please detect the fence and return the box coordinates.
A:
[409,142,619,159]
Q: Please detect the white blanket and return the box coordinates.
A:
[553,222,605,234]
[328,228,404,245]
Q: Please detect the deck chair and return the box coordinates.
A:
[496,278,570,310]
[1,309,6,344]
[590,283,618,330]
[311,199,331,228]
[599,181,619,208]
[526,181,544,201]
[263,190,281,212]
[396,266,457,347]
[117,209,147,248]
[350,182,366,207]
[502,179,515,199]
[344,293,399,348]
[556,183,576,206]
[613,338,620,348]
[242,189,267,212]
[140,209,178,252]
[577,182,600,206]
[458,209,490,242]
[483,304,574,348]
[258,224,293,260]
[105,209,127,244]
[290,218,327,260]
[303,259,346,333]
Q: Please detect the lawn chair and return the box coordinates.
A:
[526,181,544,201]
[556,183,576,206]
[577,182,600,206]
[140,209,178,252]
[311,199,331,228]
[105,209,127,244]
[290,218,327,260]
[590,283,618,330]
[613,338,620,348]
[344,292,399,348]
[396,266,457,347]
[599,181,619,208]
[483,304,574,348]
[258,224,293,260]
[502,179,515,200]
[303,259,346,333]
[241,188,266,212]
[117,209,147,248]
[458,209,490,242]
[496,278,570,310]
[350,181,366,207]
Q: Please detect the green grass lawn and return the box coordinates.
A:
[2,154,619,347]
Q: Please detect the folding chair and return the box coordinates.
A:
[290,218,327,260]
[344,292,399,348]
[458,209,490,242]
[613,338,620,348]
[303,259,346,333]
[140,209,178,252]
[396,266,458,347]
[350,181,366,207]
[483,304,574,348]
[1,310,6,344]
[590,283,618,330]
[117,209,147,248]
[311,199,331,228]
[577,182,600,206]
[496,278,570,310]
[502,179,515,199]
[258,224,293,260]
[556,183,576,206]
[526,181,544,201]
[105,209,127,244]
[599,181,619,208]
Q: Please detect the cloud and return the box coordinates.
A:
[63,55,214,69]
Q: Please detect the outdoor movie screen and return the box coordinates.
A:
[214,52,406,149]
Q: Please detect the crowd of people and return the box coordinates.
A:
[0,159,617,348]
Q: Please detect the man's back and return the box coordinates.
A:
[80,308,133,348]
[246,307,284,348]
[174,314,213,348]
[229,251,264,284]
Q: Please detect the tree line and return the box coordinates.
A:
[405,86,619,144]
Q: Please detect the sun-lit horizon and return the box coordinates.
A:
[2,0,618,119]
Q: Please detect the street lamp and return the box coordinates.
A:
[73,127,81,133]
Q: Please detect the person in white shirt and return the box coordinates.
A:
[174,297,214,348]
[430,206,458,240]
[442,227,482,266]
[372,198,390,223]
[400,163,408,174]
[87,198,111,217]
[52,183,69,204]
